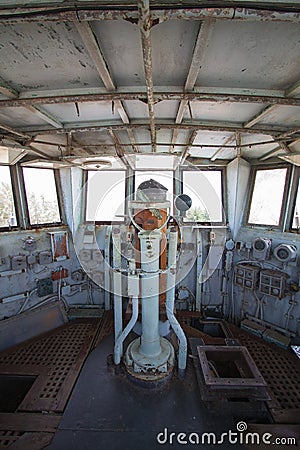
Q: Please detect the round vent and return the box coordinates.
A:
[273,244,297,263]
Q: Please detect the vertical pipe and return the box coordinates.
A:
[166,227,187,376]
[196,229,203,311]
[113,227,123,359]
[114,294,139,365]
[139,230,162,357]
[104,226,112,310]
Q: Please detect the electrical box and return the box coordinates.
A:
[258,269,288,299]
[38,251,53,265]
[52,269,68,281]
[252,237,271,260]
[27,254,37,266]
[234,264,260,290]
[37,277,53,297]
[11,255,27,271]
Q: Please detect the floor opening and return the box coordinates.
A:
[0,375,36,413]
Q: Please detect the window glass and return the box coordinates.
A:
[292,177,300,229]
[248,168,287,226]
[0,165,17,227]
[182,170,223,222]
[135,171,173,207]
[86,171,126,221]
[23,168,61,225]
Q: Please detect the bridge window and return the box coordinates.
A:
[182,170,224,222]
[85,170,126,222]
[248,167,288,227]
[134,171,174,213]
[0,165,17,228]
[291,176,300,230]
[23,167,61,225]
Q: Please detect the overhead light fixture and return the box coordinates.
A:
[67,156,117,170]
[278,152,300,166]
[80,159,112,170]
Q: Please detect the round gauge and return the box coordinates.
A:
[225,239,235,250]
[254,239,266,251]
[277,248,289,261]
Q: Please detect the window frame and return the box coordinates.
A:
[245,164,291,230]
[21,166,64,228]
[180,166,226,225]
[286,166,300,232]
[0,164,19,231]
[84,169,127,224]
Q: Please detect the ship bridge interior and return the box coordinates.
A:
[0,1,299,449]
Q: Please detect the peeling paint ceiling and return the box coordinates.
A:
[0,1,299,165]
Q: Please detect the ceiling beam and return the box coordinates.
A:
[0,76,19,98]
[180,130,198,164]
[259,136,300,161]
[171,19,215,153]
[0,122,30,139]
[18,86,286,99]
[138,0,156,152]
[0,76,63,128]
[244,78,300,128]
[74,20,138,153]
[1,91,300,108]
[18,121,299,138]
[0,4,299,24]
[108,129,125,158]
[210,134,236,161]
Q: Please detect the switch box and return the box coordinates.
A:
[11,255,27,271]
[37,277,53,297]
[38,251,53,265]
[258,269,288,299]
[234,264,260,290]
[27,254,37,266]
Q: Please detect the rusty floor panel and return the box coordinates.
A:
[0,414,60,450]
[179,313,300,423]
[0,316,108,449]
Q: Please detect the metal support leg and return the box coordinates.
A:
[166,228,187,376]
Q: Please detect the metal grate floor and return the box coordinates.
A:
[0,431,24,448]
[229,324,300,422]
[0,317,107,449]
[0,320,99,413]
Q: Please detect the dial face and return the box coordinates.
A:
[277,248,289,260]
[254,239,266,251]
[225,239,235,250]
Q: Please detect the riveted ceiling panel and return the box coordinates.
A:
[196,21,300,90]
[0,22,102,91]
